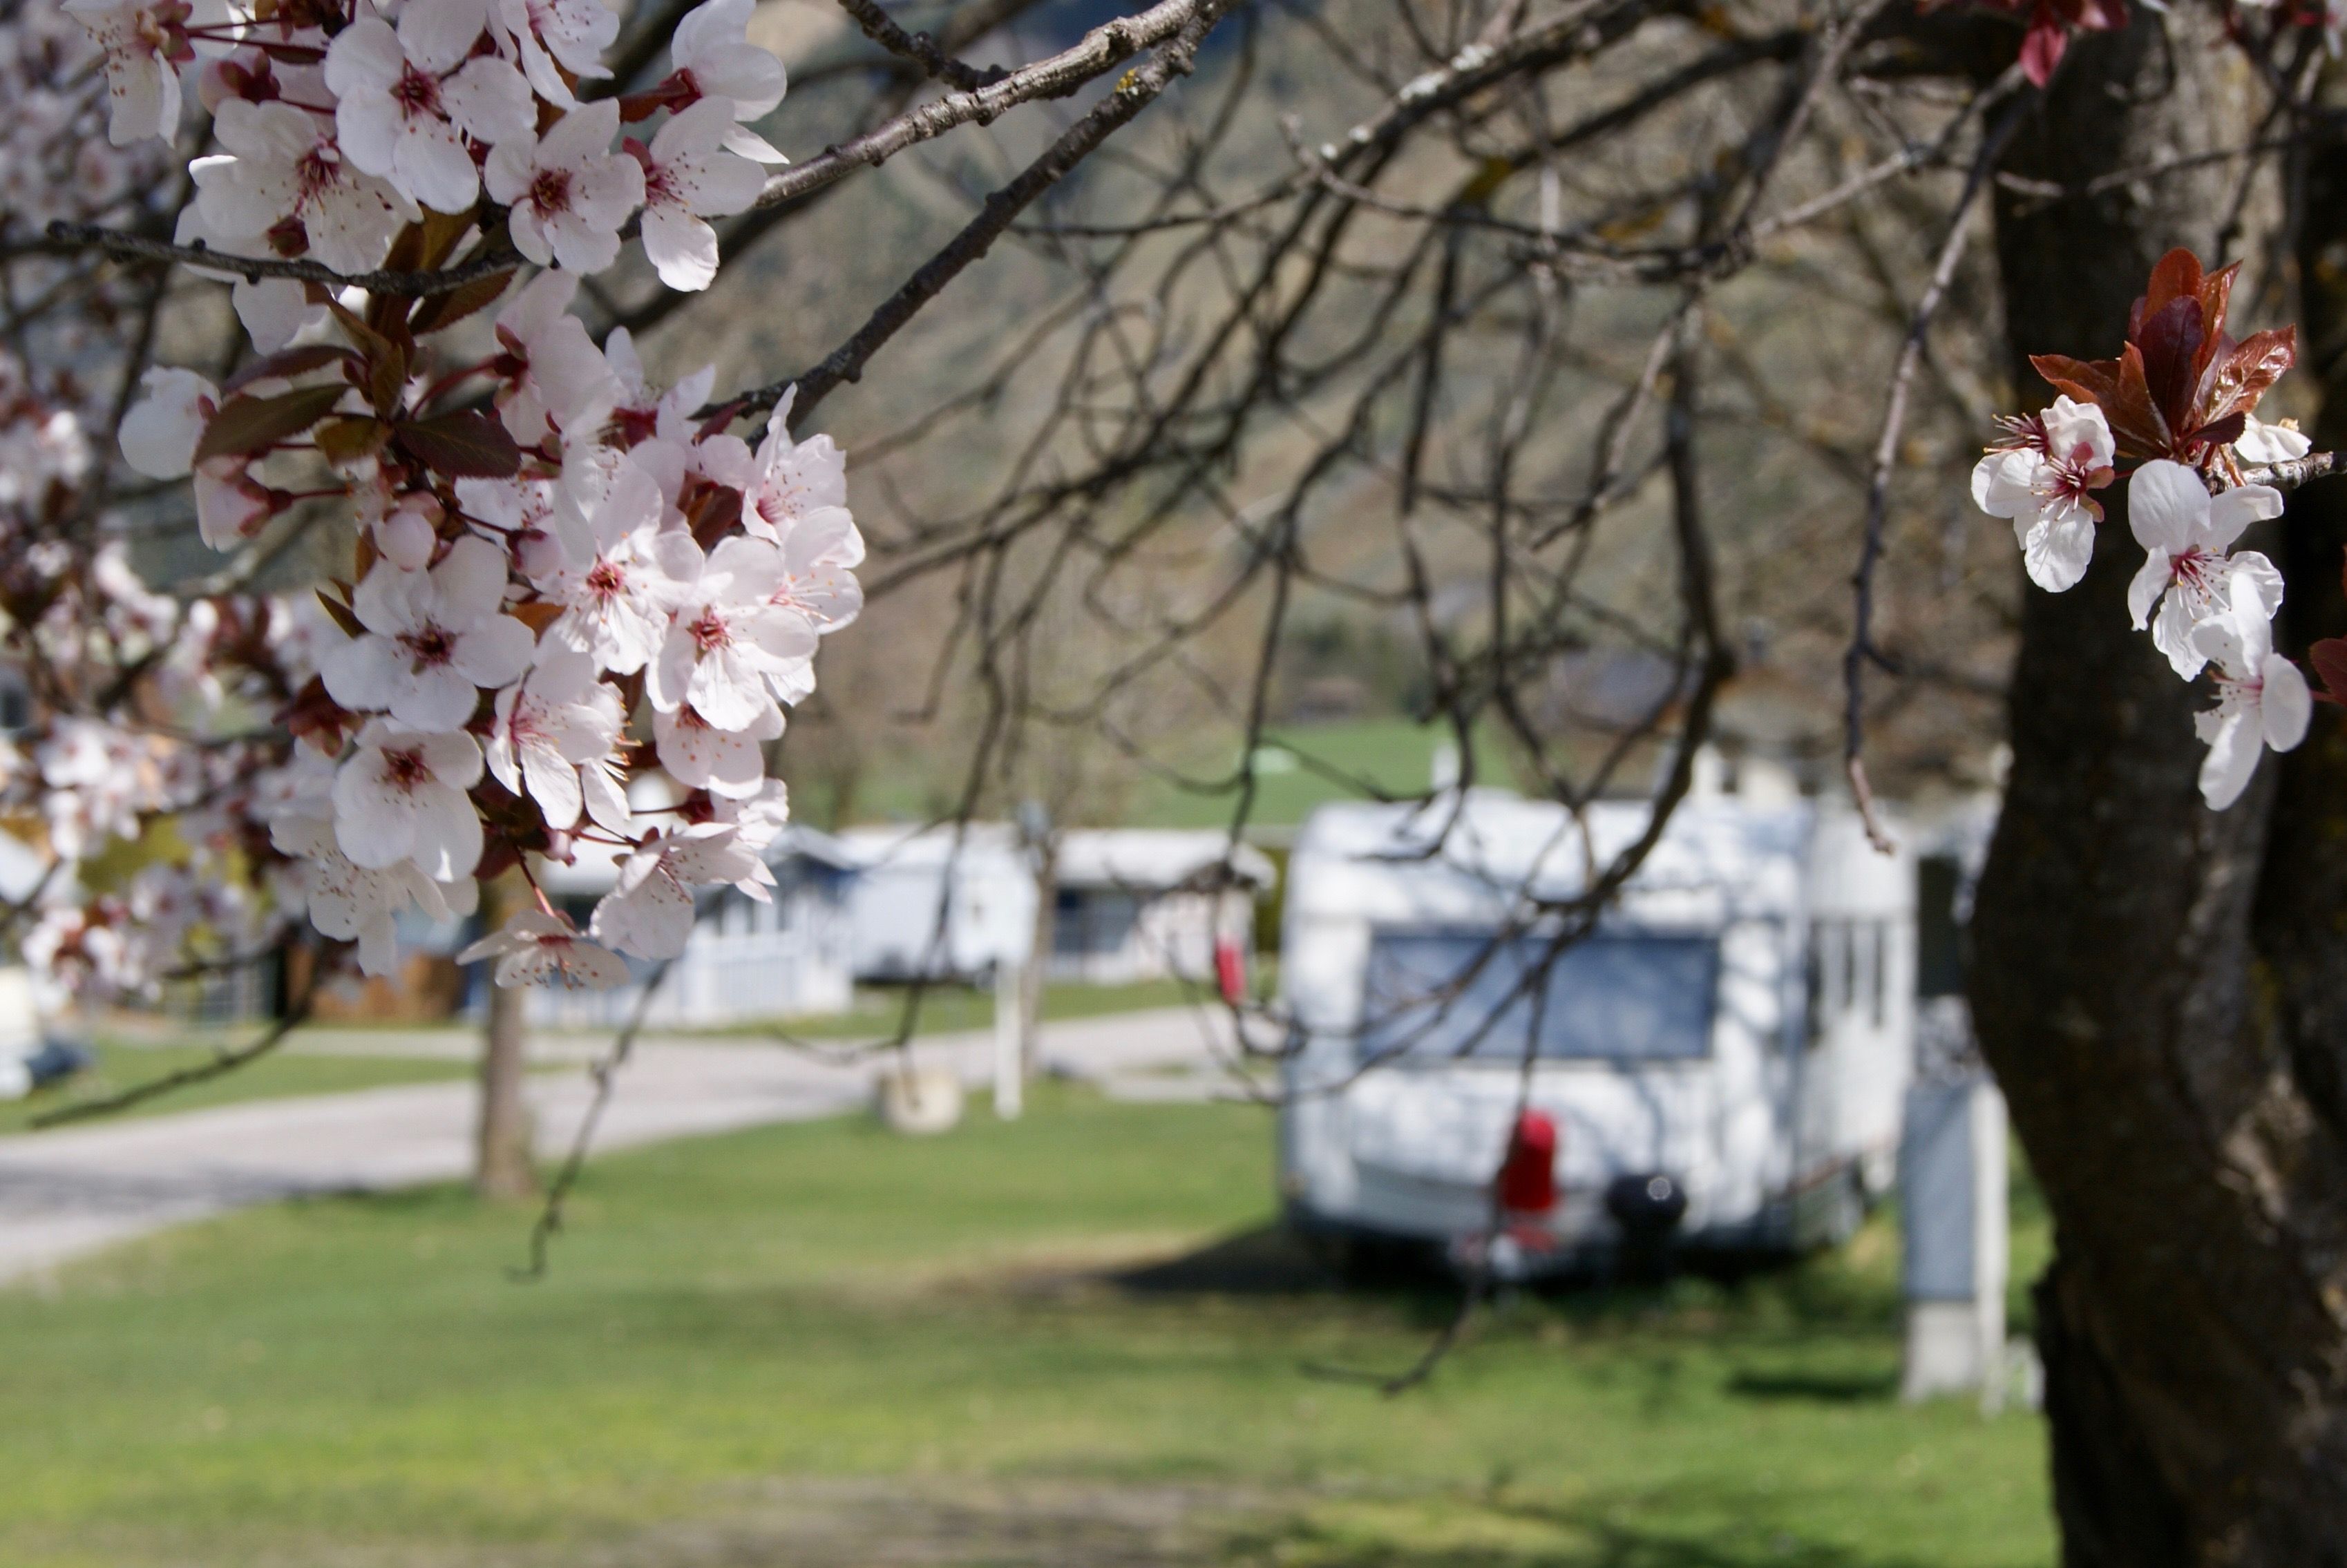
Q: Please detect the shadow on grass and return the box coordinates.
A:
[1722,1368,1900,1404]
[1226,1503,1946,1568]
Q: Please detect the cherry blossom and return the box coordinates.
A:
[192,455,274,548]
[193,98,418,276]
[489,270,622,448]
[270,810,477,976]
[320,535,536,732]
[2125,459,2285,680]
[535,459,698,672]
[484,99,645,274]
[63,0,218,145]
[2190,566,2312,810]
[458,908,630,988]
[647,535,818,730]
[325,2,534,215]
[2235,413,2312,468]
[741,391,848,533]
[117,366,216,479]
[486,649,626,832]
[589,825,772,960]
[494,0,620,108]
[633,98,766,291]
[667,0,787,162]
[653,698,779,799]
[1973,396,2116,593]
[331,719,487,879]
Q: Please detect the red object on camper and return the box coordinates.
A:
[1496,1109,1559,1214]
[1214,935,1247,1005]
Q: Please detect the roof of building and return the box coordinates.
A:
[1054,830,1275,892]
[534,823,857,897]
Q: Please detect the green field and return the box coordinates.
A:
[0,1083,2053,1567]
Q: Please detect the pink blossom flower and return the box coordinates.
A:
[1973,396,2116,593]
[330,719,486,879]
[535,457,699,673]
[118,366,216,479]
[193,455,274,548]
[667,0,786,162]
[63,0,221,145]
[486,269,620,450]
[484,99,645,274]
[320,535,536,732]
[652,697,777,799]
[325,0,535,214]
[494,0,620,108]
[2125,460,2284,680]
[459,908,629,988]
[191,99,419,275]
[589,825,772,959]
[2191,567,2311,810]
[486,649,625,831]
[271,810,477,976]
[633,98,766,291]
[646,535,817,730]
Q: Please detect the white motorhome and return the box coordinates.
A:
[1278,788,1914,1268]
[835,824,1038,983]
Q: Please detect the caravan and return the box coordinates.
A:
[1277,789,1914,1268]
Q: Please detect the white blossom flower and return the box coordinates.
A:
[668,0,787,162]
[2125,460,2286,680]
[634,98,766,291]
[739,388,846,531]
[589,825,771,959]
[272,810,476,976]
[193,99,419,274]
[490,269,621,448]
[486,649,625,831]
[535,459,699,673]
[459,908,629,988]
[2190,566,2312,811]
[118,366,216,479]
[320,535,536,732]
[325,0,534,214]
[330,719,486,879]
[494,0,620,108]
[63,0,219,146]
[2234,413,2312,468]
[647,535,817,730]
[193,455,274,548]
[652,696,777,798]
[484,99,645,274]
[173,202,323,352]
[709,777,791,850]
[1973,396,2116,593]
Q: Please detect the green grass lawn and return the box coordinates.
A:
[0,1035,471,1134]
[0,1083,2052,1567]
[705,974,1215,1040]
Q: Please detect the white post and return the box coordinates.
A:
[993,958,1023,1120]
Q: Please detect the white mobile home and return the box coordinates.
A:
[1049,830,1273,984]
[1278,789,1914,1267]
[529,826,859,1029]
[835,824,1038,983]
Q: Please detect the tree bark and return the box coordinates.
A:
[1969,15,2347,1564]
[474,877,538,1202]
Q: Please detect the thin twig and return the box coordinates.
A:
[37,223,519,296]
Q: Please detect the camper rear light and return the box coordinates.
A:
[1214,935,1247,1005]
[1496,1109,1559,1215]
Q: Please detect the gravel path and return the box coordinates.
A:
[0,1007,1238,1285]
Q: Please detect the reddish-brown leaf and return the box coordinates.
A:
[2134,248,2203,340]
[2192,261,2240,379]
[222,343,354,395]
[314,587,364,640]
[2032,347,2170,459]
[2198,325,2295,428]
[191,383,349,463]
[407,268,514,336]
[2136,295,2203,435]
[2309,640,2347,707]
[392,410,521,477]
[312,415,390,463]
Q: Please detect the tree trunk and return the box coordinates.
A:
[1969,15,2347,1564]
[474,878,538,1202]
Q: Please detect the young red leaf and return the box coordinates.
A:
[2135,295,2203,436]
[2308,640,2347,708]
[407,268,514,336]
[222,343,355,395]
[314,587,365,639]
[392,410,522,478]
[191,383,349,463]
[2135,249,2204,338]
[2198,326,2295,429]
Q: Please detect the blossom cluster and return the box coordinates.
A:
[0,0,862,1003]
[1973,249,2317,810]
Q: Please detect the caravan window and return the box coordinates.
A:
[1360,930,1719,1064]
